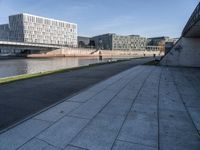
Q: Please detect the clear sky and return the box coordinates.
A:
[0,0,199,38]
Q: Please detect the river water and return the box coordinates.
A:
[0,57,132,78]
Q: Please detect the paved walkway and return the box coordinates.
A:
[0,57,155,131]
[0,65,200,150]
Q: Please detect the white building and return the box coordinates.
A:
[0,13,78,47]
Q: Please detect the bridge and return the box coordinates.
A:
[182,3,200,37]
[0,40,67,55]
[0,41,63,50]
[161,2,200,67]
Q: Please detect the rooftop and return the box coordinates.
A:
[9,13,77,26]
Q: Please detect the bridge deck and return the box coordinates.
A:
[0,41,63,49]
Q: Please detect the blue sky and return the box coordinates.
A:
[0,0,199,38]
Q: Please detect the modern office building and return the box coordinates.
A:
[147,36,178,53]
[165,38,178,53]
[90,33,147,50]
[0,13,78,47]
[78,36,90,48]
[0,24,9,41]
[147,36,170,46]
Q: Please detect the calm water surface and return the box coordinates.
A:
[0,57,131,78]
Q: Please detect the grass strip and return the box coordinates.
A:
[143,59,160,66]
[0,58,135,85]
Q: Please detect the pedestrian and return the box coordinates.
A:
[99,51,102,61]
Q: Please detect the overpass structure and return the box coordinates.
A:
[182,3,200,38]
[161,2,200,67]
[0,40,65,55]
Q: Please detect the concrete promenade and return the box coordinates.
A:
[0,57,155,131]
[0,65,200,150]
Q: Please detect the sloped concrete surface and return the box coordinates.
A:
[160,37,200,67]
[0,65,200,150]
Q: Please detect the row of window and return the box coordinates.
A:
[24,33,76,39]
[113,41,146,44]
[24,15,77,29]
[24,38,77,45]
[113,45,145,49]
[24,28,75,34]
[113,39,146,42]
[113,37,146,40]
[23,23,76,31]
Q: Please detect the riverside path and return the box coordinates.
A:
[0,57,155,131]
[0,65,200,150]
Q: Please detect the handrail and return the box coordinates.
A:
[0,41,64,48]
[182,2,200,36]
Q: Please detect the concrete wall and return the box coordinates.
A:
[160,37,200,67]
[27,48,164,58]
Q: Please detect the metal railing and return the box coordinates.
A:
[182,2,200,36]
[0,40,65,49]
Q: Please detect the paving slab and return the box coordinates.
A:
[181,94,200,108]
[18,138,60,150]
[34,101,80,122]
[160,133,200,150]
[159,109,197,136]
[68,89,118,119]
[118,111,158,148]
[65,145,88,150]
[132,103,157,117]
[68,91,99,103]
[112,140,157,150]
[187,107,200,131]
[37,116,89,149]
[100,95,133,116]
[0,119,51,150]
[159,69,184,112]
[182,69,200,93]
[70,113,125,150]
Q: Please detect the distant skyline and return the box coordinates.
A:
[0,0,199,38]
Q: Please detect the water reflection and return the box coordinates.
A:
[0,57,129,78]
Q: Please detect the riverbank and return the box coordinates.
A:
[0,58,135,85]
[1,56,143,78]
[0,56,26,60]
[27,48,164,58]
[0,57,156,131]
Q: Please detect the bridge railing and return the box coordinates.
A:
[182,2,200,36]
[0,41,66,49]
[0,39,78,49]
